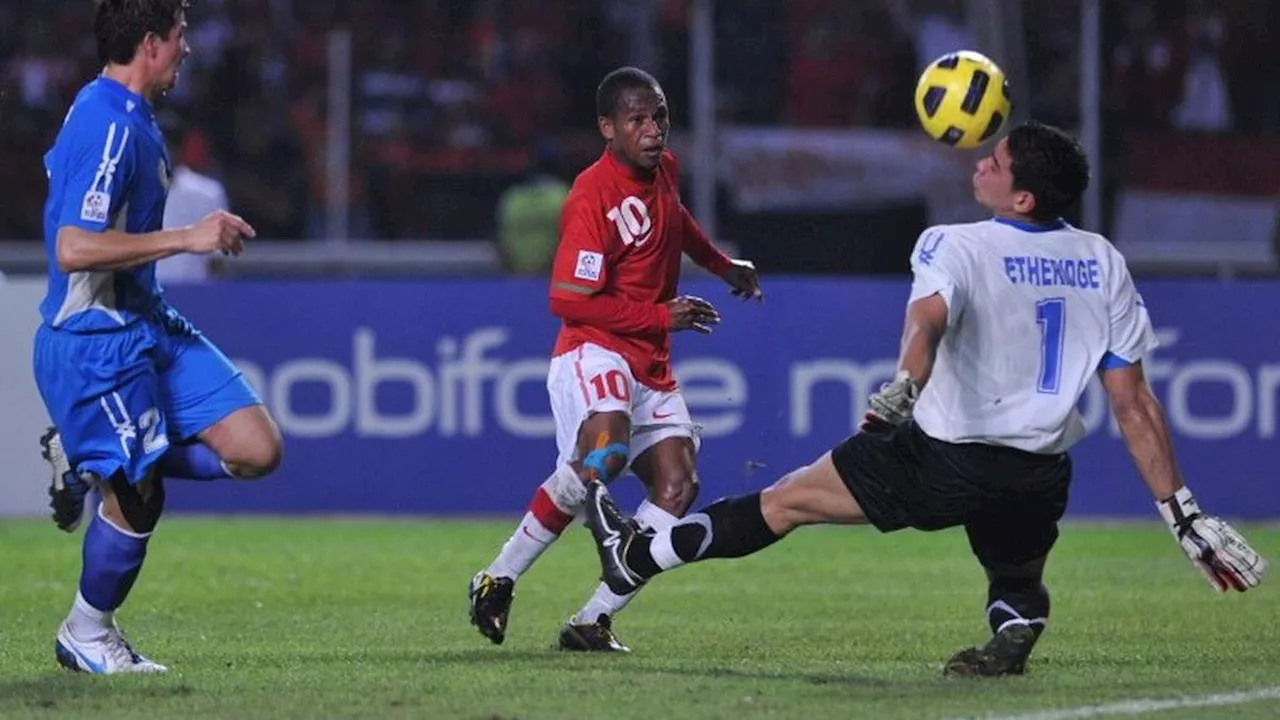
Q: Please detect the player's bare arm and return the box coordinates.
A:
[1101,360,1266,593]
[56,210,254,273]
[55,226,185,273]
[897,293,948,387]
[1098,362,1183,501]
[860,293,947,432]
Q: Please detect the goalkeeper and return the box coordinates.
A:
[581,121,1267,677]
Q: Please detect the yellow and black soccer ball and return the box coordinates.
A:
[914,50,1012,149]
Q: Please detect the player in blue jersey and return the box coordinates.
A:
[35,0,283,674]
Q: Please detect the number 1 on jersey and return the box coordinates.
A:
[1036,298,1066,394]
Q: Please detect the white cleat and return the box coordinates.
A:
[55,621,168,674]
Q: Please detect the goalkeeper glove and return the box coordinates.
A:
[1158,487,1267,593]
[860,370,920,434]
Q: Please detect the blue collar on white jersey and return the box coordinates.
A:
[96,74,155,122]
[993,216,1067,233]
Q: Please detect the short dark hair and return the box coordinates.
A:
[94,0,189,66]
[1006,121,1090,222]
[596,67,661,118]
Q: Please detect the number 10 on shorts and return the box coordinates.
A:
[590,370,631,403]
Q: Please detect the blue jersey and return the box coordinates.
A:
[40,76,173,333]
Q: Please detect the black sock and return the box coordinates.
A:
[625,492,781,579]
[987,576,1050,641]
[624,535,662,578]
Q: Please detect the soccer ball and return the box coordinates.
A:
[914,50,1012,149]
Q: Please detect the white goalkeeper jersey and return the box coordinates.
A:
[909,217,1158,455]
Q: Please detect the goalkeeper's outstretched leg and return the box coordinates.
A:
[584,450,867,596]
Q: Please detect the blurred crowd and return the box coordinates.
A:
[1,0,1276,242]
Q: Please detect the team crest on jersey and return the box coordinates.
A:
[574,250,603,281]
[916,231,944,266]
[80,190,110,223]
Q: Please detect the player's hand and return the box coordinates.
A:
[859,370,920,434]
[1158,487,1267,592]
[666,295,720,334]
[720,259,763,302]
[182,210,256,257]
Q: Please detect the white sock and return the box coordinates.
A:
[485,466,584,580]
[649,528,686,571]
[649,513,713,571]
[66,590,112,642]
[574,583,635,625]
[486,511,560,580]
[573,500,680,624]
[633,500,679,531]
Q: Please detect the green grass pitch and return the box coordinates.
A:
[1,518,1277,719]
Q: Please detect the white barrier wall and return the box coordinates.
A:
[0,278,58,516]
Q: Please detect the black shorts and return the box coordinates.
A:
[830,422,1071,568]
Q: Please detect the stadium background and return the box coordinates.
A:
[0,0,1276,520]
[1,3,1279,718]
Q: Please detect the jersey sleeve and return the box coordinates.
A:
[680,203,733,276]
[549,184,611,300]
[55,112,137,234]
[1103,255,1159,366]
[661,152,732,274]
[907,227,969,326]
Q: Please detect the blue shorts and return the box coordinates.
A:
[33,312,262,485]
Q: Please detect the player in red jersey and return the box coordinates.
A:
[469,67,762,652]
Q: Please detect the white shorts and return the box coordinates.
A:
[547,343,700,469]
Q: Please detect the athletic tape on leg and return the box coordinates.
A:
[547,463,589,513]
[583,443,629,483]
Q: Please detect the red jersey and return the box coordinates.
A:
[549,149,733,391]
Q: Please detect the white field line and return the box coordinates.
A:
[947,685,1280,720]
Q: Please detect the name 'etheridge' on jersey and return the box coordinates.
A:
[908,218,1158,455]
